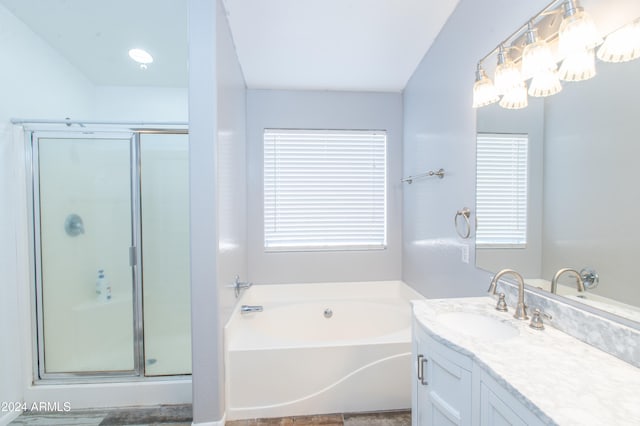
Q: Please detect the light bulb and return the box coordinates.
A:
[597,19,640,63]
[528,70,562,97]
[499,83,528,110]
[494,46,523,94]
[559,1,602,57]
[472,65,499,108]
[128,48,154,64]
[522,25,558,80]
[559,49,596,81]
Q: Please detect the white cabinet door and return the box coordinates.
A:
[413,320,473,426]
[479,371,545,426]
[413,319,430,426]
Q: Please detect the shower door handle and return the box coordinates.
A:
[129,246,137,266]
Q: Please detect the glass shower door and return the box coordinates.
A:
[139,132,191,376]
[36,134,136,375]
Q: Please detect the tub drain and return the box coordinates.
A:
[323,308,333,318]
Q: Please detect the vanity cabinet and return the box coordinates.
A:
[412,320,473,425]
[412,318,545,426]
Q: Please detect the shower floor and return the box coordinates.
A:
[8,406,410,425]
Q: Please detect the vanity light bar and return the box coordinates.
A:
[472,0,640,109]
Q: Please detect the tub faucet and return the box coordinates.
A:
[551,268,585,294]
[489,269,528,320]
[231,275,253,298]
[240,305,263,315]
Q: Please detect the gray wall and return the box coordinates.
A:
[246,89,403,284]
[188,0,247,423]
[401,0,549,297]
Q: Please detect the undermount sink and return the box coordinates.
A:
[437,311,519,341]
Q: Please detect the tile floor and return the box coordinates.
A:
[9,405,411,426]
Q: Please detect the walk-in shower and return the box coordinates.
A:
[26,124,191,381]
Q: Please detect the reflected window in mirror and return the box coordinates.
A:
[476,133,528,248]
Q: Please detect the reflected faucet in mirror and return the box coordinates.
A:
[488,269,529,320]
[551,268,585,294]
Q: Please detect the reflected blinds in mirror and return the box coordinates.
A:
[476,133,528,248]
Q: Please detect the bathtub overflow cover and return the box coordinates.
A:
[323,308,333,319]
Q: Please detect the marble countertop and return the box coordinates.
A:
[413,297,640,426]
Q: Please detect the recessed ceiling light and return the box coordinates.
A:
[128,48,153,64]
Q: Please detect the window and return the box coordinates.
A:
[264,129,387,251]
[476,133,528,248]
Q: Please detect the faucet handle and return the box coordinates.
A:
[495,293,508,312]
[529,308,552,330]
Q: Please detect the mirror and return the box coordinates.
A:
[476,39,640,325]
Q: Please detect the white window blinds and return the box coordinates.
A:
[264,129,387,251]
[476,133,528,248]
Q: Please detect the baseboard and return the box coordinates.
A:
[0,410,22,426]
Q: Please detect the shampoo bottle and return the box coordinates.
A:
[96,269,112,302]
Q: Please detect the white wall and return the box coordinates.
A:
[475,100,545,277]
[94,86,188,122]
[0,4,95,424]
[246,89,403,284]
[189,0,247,423]
[402,0,549,298]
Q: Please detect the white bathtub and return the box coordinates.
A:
[224,281,423,420]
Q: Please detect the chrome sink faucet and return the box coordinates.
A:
[488,269,529,320]
[551,268,585,294]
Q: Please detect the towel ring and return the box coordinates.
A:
[455,208,471,239]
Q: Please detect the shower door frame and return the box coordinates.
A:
[26,126,189,383]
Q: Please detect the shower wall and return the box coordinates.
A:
[0,2,94,422]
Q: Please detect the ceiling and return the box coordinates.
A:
[0,0,188,87]
[223,0,460,92]
[0,0,459,92]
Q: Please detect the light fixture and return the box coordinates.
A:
[473,0,634,109]
[559,48,596,81]
[597,19,640,63]
[494,46,522,94]
[558,0,602,57]
[128,48,154,69]
[522,23,558,80]
[472,64,499,108]
[499,83,528,110]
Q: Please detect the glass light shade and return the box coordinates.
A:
[559,48,596,81]
[597,20,640,63]
[522,29,558,79]
[499,83,528,109]
[528,70,562,97]
[494,59,522,94]
[472,68,500,108]
[559,9,603,57]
